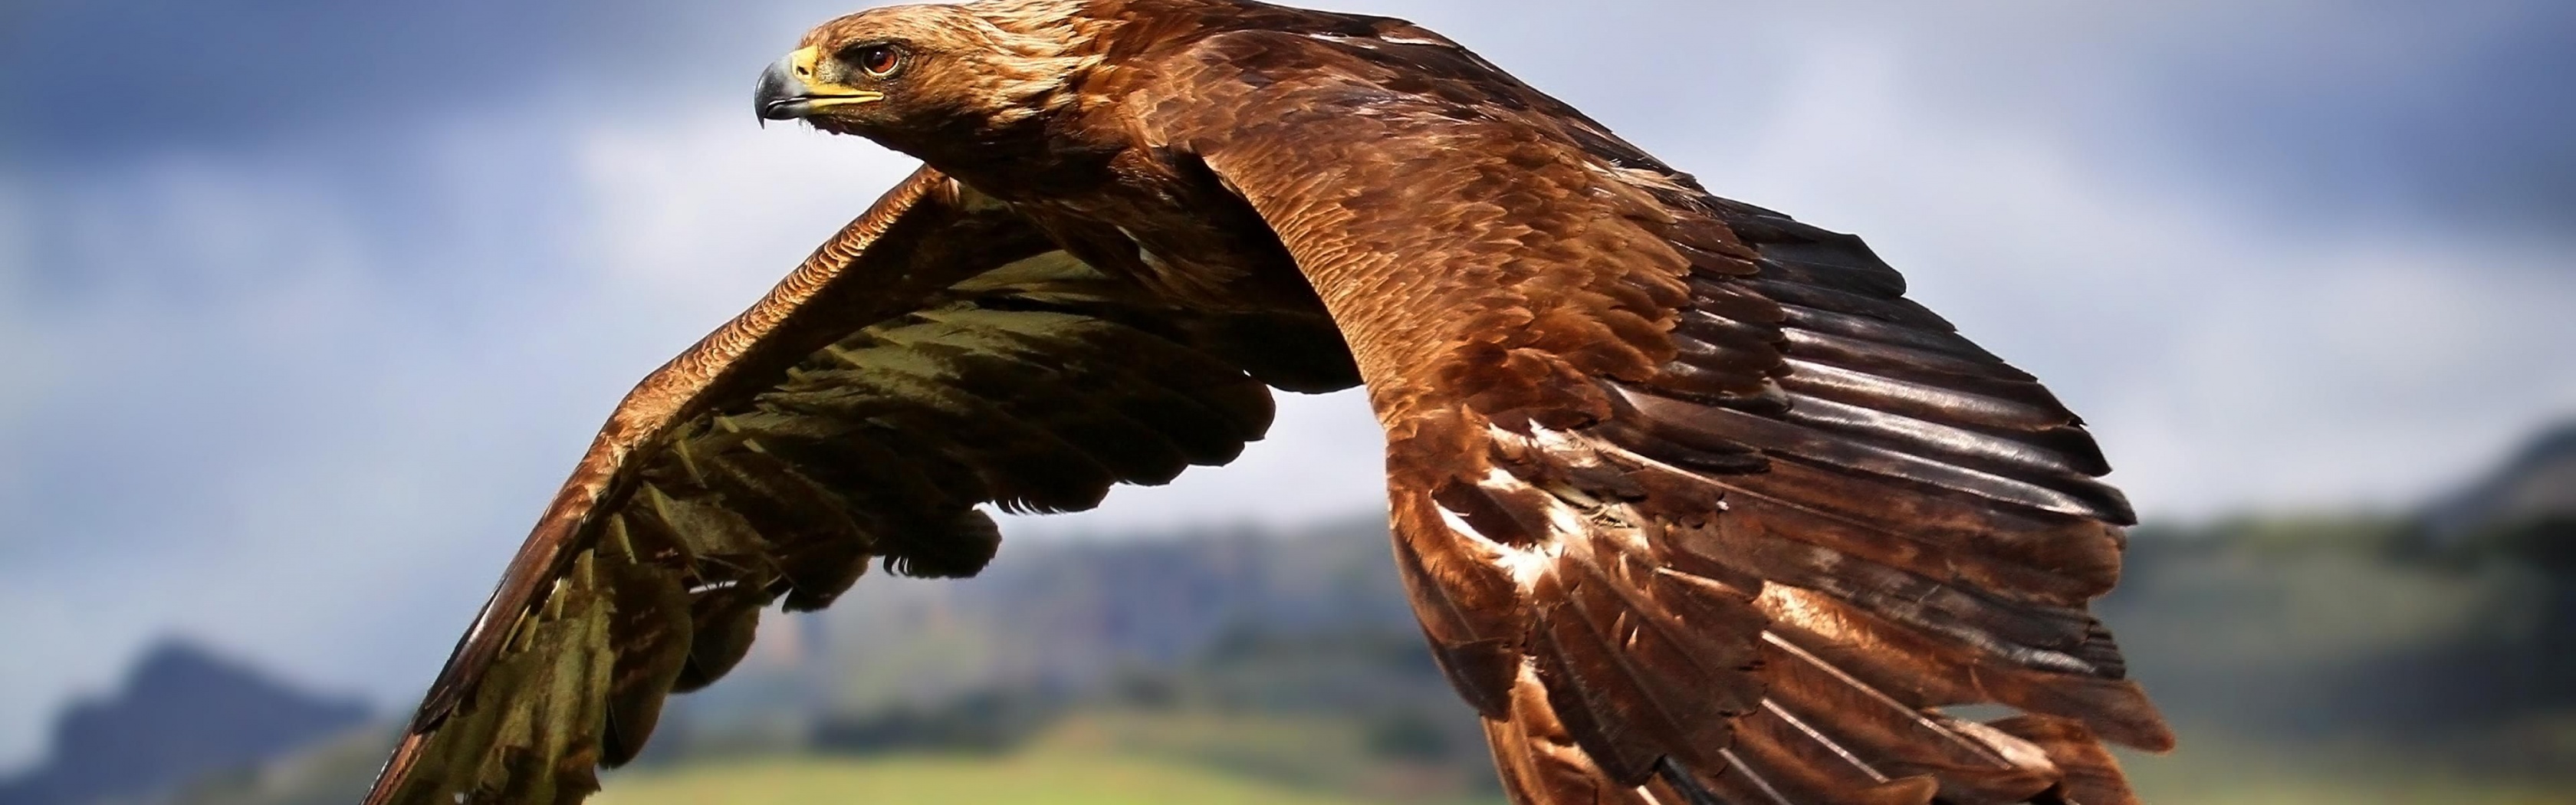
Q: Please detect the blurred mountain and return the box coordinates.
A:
[2426,420,2576,533]
[2103,418,2576,778]
[2421,419,2576,570]
[0,640,370,805]
[646,516,1494,793]
[632,517,1417,731]
[811,517,1417,708]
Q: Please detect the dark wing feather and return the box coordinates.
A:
[1146,25,2170,805]
[361,167,1298,805]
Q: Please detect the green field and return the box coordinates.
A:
[584,731,2576,805]
[176,715,2576,805]
[594,754,1448,805]
[2118,733,2576,805]
[596,711,1502,805]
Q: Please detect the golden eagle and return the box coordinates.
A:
[363,2,2173,803]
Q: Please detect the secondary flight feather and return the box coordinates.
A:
[365,2,2173,803]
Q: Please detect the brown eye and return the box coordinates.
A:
[853,44,901,78]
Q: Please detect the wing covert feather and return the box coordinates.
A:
[363,169,1288,805]
[1148,26,2170,805]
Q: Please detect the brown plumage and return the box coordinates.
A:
[363,2,2173,803]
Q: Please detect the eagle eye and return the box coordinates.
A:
[847,44,902,79]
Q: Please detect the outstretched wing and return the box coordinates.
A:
[362,166,1344,805]
[1146,24,2172,805]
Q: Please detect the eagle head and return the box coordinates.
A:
[754,2,1096,155]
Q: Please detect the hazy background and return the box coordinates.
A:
[2,1,2572,802]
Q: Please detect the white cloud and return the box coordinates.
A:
[574,116,918,310]
[0,176,54,506]
[0,159,497,768]
[1635,24,2576,518]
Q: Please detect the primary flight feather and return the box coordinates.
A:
[365,2,2174,803]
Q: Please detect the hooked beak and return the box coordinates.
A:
[755,47,885,123]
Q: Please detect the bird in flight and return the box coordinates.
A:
[363,2,2173,803]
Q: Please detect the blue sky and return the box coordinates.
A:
[2,0,2572,771]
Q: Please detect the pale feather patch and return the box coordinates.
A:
[948,179,1014,213]
[1513,423,1662,555]
[1448,424,1683,590]
[1756,586,1860,647]
[1137,248,1174,274]
[1112,225,1180,275]
[1303,32,1378,48]
[1944,718,2060,776]
[1427,465,1572,589]
[1610,163,1699,196]
[1437,499,1560,590]
[1375,33,1450,47]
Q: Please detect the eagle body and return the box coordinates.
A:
[365,2,2174,803]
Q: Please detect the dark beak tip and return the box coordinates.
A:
[754,58,805,124]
